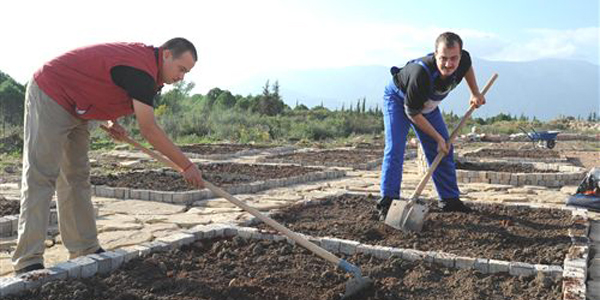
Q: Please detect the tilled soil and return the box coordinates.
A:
[179,143,271,155]
[91,163,320,191]
[9,237,561,300]
[0,196,20,217]
[266,149,383,165]
[455,161,557,173]
[463,148,560,159]
[257,194,576,265]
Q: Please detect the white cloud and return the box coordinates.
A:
[481,27,599,63]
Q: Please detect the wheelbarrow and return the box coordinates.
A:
[518,126,559,149]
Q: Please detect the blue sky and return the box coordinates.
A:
[1,0,598,93]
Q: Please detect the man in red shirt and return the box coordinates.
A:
[13,38,204,274]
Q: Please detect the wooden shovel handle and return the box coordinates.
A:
[410,73,498,199]
[100,125,345,267]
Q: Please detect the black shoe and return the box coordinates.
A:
[95,247,106,254]
[376,196,396,221]
[15,263,44,275]
[439,198,472,213]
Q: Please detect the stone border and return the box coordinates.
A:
[1,222,579,298]
[257,148,416,170]
[92,168,346,204]
[0,208,100,238]
[460,147,570,164]
[183,145,297,161]
[455,160,585,187]
[416,147,585,188]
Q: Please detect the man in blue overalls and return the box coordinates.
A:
[377,32,486,220]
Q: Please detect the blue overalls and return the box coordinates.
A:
[380,58,460,201]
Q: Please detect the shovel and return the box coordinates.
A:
[384,73,499,233]
[100,126,373,299]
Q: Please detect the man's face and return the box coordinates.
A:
[434,42,461,78]
[161,50,196,84]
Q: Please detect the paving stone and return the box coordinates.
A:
[96,214,143,232]
[70,256,98,278]
[488,259,510,273]
[113,247,140,263]
[455,256,476,269]
[156,232,195,249]
[102,200,185,215]
[339,240,360,255]
[98,230,153,249]
[87,254,112,274]
[143,223,180,239]
[0,276,26,297]
[509,262,536,277]
[53,260,81,278]
[320,237,342,253]
[434,252,456,268]
[474,258,490,274]
[401,249,426,262]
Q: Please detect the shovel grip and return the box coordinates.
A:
[410,73,498,199]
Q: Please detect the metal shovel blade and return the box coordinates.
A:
[384,199,428,233]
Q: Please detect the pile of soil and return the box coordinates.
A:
[9,237,561,300]
[456,161,557,173]
[267,149,383,165]
[464,148,560,159]
[257,194,576,265]
[179,143,271,155]
[0,196,20,216]
[91,163,320,191]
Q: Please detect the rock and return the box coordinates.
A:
[102,200,186,215]
[96,214,142,232]
[98,230,153,249]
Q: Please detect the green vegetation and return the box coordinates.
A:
[1,69,597,154]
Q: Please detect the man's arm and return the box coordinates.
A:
[464,66,485,108]
[133,99,204,188]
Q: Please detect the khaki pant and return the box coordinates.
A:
[12,79,100,271]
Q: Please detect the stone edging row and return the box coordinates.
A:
[183,146,297,161]
[1,222,585,299]
[92,168,346,204]
[257,149,416,170]
[460,148,569,163]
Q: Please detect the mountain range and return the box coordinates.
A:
[227,58,599,120]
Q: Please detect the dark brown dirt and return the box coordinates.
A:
[8,237,561,300]
[91,163,320,191]
[257,194,577,265]
[0,195,20,217]
[179,143,271,155]
[455,161,557,173]
[464,148,560,159]
[266,149,382,165]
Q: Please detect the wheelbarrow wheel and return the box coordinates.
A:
[546,139,556,149]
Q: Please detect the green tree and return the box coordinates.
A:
[0,79,25,128]
[214,90,236,109]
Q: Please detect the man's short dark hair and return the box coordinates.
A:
[435,32,463,50]
[162,37,198,61]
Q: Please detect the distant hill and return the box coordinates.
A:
[228,58,599,120]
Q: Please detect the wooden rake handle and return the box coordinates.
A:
[410,73,499,199]
[99,125,346,268]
